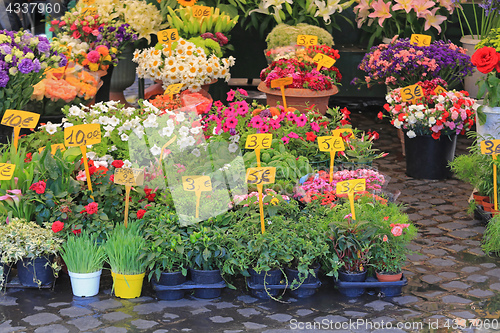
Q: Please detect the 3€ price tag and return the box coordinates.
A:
[313,53,336,71]
[480,140,500,155]
[64,123,101,147]
[336,179,366,195]
[400,84,423,103]
[164,83,183,96]
[1,109,40,129]
[38,144,66,155]
[114,168,145,186]
[81,0,95,5]
[318,136,345,152]
[332,128,354,138]
[0,163,15,180]
[297,35,318,46]
[246,167,276,185]
[193,6,210,18]
[182,176,212,192]
[81,7,98,16]
[245,133,272,150]
[410,34,431,47]
[434,85,447,95]
[157,29,179,45]
[271,77,293,88]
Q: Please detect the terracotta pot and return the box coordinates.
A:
[257,82,338,115]
[473,192,490,205]
[482,201,495,212]
[376,271,403,282]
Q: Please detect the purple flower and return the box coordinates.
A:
[1,45,12,54]
[0,70,9,87]
[58,55,67,67]
[260,109,272,118]
[37,41,50,53]
[32,58,41,72]
[18,58,34,74]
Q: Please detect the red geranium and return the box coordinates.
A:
[137,209,146,219]
[112,160,124,168]
[84,202,98,215]
[29,181,46,194]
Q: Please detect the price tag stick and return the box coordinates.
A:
[159,135,177,165]
[348,192,356,220]
[329,151,335,184]
[12,127,21,152]
[258,184,265,234]
[494,154,498,211]
[194,190,202,219]
[80,145,94,199]
[124,185,131,228]
[279,86,288,111]
[255,148,261,167]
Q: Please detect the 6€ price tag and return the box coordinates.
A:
[164,83,183,96]
[434,85,447,95]
[157,29,179,45]
[81,7,97,15]
[64,123,101,147]
[480,140,500,155]
[410,34,431,46]
[400,84,423,103]
[38,144,66,155]
[1,109,40,129]
[182,176,212,192]
[114,168,145,186]
[193,6,210,18]
[0,163,15,180]
[246,167,276,185]
[245,134,272,150]
[271,77,293,88]
[313,53,336,71]
[336,179,366,195]
[297,35,318,46]
[318,136,345,152]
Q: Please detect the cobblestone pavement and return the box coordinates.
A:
[1,91,500,333]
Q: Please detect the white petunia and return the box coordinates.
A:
[86,152,97,160]
[228,143,239,153]
[98,116,109,125]
[150,144,161,156]
[109,145,117,152]
[104,125,114,133]
[44,122,62,135]
[176,113,185,122]
[108,116,120,127]
[94,161,108,168]
[179,126,190,137]
[190,126,202,135]
[161,126,174,137]
[121,133,129,141]
[229,134,240,143]
[123,160,132,168]
[62,122,74,128]
[191,148,201,157]
[406,130,416,138]
[143,114,158,128]
[133,127,145,139]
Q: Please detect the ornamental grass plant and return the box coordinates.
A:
[60,231,106,274]
[104,222,146,275]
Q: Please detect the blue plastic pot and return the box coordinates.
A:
[190,269,223,299]
[17,256,55,287]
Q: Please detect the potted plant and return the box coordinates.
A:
[104,222,147,299]
[60,230,106,297]
[0,218,63,288]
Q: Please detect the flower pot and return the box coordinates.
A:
[249,268,283,299]
[95,66,114,103]
[337,270,367,297]
[190,268,223,299]
[284,265,320,298]
[200,79,218,94]
[1,263,12,284]
[461,35,485,98]
[404,134,457,180]
[17,256,56,287]
[68,270,102,297]
[257,82,338,115]
[473,192,490,205]
[111,271,145,299]
[110,45,138,106]
[154,271,187,300]
[376,271,403,282]
[482,201,495,212]
[476,106,500,140]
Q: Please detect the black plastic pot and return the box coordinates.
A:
[404,134,457,180]
[285,265,321,298]
[95,66,114,103]
[337,270,367,297]
[17,256,55,287]
[154,271,187,301]
[190,269,223,299]
[248,268,283,299]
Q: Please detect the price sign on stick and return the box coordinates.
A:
[81,7,97,15]
[246,167,276,234]
[400,84,423,104]
[318,136,345,183]
[176,0,197,5]
[410,34,431,46]
[481,139,500,211]
[81,0,95,5]
[336,179,366,220]
[164,83,183,100]
[157,29,179,45]
[64,123,101,198]
[297,35,318,46]
[182,176,212,219]
[0,163,15,180]
[1,109,40,152]
[245,133,272,167]
[271,77,293,111]
[114,168,144,227]
[193,6,210,17]
[38,144,66,155]
[312,53,336,71]
[434,85,447,95]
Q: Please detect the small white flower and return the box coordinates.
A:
[98,116,109,125]
[133,127,145,139]
[229,134,240,143]
[143,114,158,128]
[428,117,436,125]
[94,160,108,168]
[44,122,61,135]
[407,115,417,124]
[415,111,425,120]
[86,152,97,160]
[406,130,416,138]
[393,120,402,129]
[176,113,186,122]
[104,125,114,133]
[150,144,161,156]
[179,126,190,137]
[123,160,132,168]
[161,126,174,137]
[191,148,201,157]
[62,122,74,128]
[109,145,117,152]
[108,116,120,127]
[121,133,129,141]
[228,143,239,153]
[190,127,202,135]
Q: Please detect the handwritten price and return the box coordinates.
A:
[401,84,423,103]
[157,29,179,45]
[64,123,101,147]
[434,85,447,95]
[164,83,183,96]
[297,35,318,46]
[318,136,345,152]
[81,7,97,16]
[246,167,276,185]
[182,176,212,192]
[313,53,336,71]
[271,77,293,88]
[245,134,272,150]
[481,140,500,155]
[193,5,210,17]
[336,179,366,195]
[410,34,431,47]
[1,109,39,128]
[0,163,15,180]
[114,168,144,186]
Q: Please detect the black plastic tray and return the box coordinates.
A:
[3,276,55,289]
[246,280,321,290]
[152,280,226,290]
[335,275,407,297]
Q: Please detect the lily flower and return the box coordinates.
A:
[368,0,393,26]
[423,8,447,33]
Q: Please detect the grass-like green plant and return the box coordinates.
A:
[104,222,146,275]
[482,215,500,255]
[60,231,106,274]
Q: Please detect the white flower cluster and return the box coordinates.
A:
[133,38,235,92]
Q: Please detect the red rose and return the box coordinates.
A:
[51,221,64,233]
[471,47,500,74]
[146,193,156,202]
[112,160,124,168]
[137,209,146,219]
[88,166,97,175]
[85,202,98,215]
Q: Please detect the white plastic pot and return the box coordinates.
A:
[461,35,485,99]
[68,270,102,297]
[476,106,500,140]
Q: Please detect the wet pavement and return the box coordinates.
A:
[1,85,500,333]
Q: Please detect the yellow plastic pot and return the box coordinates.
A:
[111,271,145,299]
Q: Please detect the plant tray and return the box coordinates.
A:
[3,276,55,289]
[246,280,321,290]
[335,275,407,298]
[152,279,227,300]
[152,280,226,290]
[246,280,322,299]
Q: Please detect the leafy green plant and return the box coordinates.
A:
[185,223,231,271]
[104,222,146,275]
[483,214,500,255]
[60,231,106,274]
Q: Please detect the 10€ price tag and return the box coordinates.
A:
[313,53,336,71]
[81,7,97,15]
[400,84,423,103]
[0,163,15,180]
[182,176,212,192]
[64,123,101,147]
[246,167,276,185]
[114,168,145,186]
[336,179,366,195]
[245,134,272,150]
[271,77,293,88]
[157,29,179,45]
[318,136,345,152]
[1,109,40,128]
[164,83,183,96]
[480,140,500,155]
[297,35,318,46]
[39,144,66,155]
[193,5,210,17]
[410,34,431,46]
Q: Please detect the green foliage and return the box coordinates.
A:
[60,231,106,273]
[104,222,147,275]
[482,214,500,255]
[184,223,231,271]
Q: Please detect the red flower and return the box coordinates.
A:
[85,202,98,215]
[88,166,97,175]
[51,221,64,233]
[377,112,384,119]
[305,132,317,142]
[146,193,156,202]
[110,175,114,182]
[137,209,146,219]
[431,131,441,140]
[112,160,124,168]
[471,47,500,74]
[29,181,46,194]
[24,153,32,163]
[72,228,81,235]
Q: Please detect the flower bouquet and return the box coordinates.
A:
[353,38,474,90]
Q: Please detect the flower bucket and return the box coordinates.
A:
[285,265,320,298]
[17,256,55,287]
[337,270,367,297]
[68,270,102,297]
[249,268,283,299]
[461,36,485,99]
[111,272,145,299]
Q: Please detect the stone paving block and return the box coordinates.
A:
[365,301,393,311]
[419,209,438,216]
[490,283,500,291]
[421,275,442,284]
[466,274,489,283]
[343,311,367,317]
[441,295,472,304]
[224,331,242,333]
[438,272,458,279]
[425,228,443,234]
[392,295,419,305]
[213,301,237,309]
[101,327,128,333]
[34,324,69,333]
[89,299,123,311]
[450,230,479,239]
[423,291,444,298]
[236,295,258,304]
[415,219,438,226]
[33,306,44,311]
[67,317,102,331]
[407,254,428,261]
[451,311,476,319]
[462,266,481,273]
[485,268,500,277]
[59,306,93,318]
[191,307,210,314]
[433,237,455,243]
[442,281,471,289]
[131,319,159,329]
[448,245,468,252]
[210,316,234,323]
[243,322,267,329]
[428,258,456,266]
[465,240,481,246]
[429,198,446,204]
[133,302,168,315]
[0,295,17,306]
[22,313,61,326]
[423,248,448,256]
[269,314,293,322]
[237,308,261,317]
[0,320,25,333]
[163,313,179,319]
[152,330,169,333]
[481,263,498,268]
[438,222,466,231]
[468,289,494,297]
[47,302,70,308]
[102,312,132,322]
[314,315,348,323]
[434,215,452,222]
[128,296,154,303]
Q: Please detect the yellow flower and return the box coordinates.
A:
[89,63,99,71]
[270,197,279,205]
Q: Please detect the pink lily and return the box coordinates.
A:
[368,0,393,27]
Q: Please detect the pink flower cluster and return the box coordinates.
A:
[390,223,411,237]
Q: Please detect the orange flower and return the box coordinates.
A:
[96,45,109,56]
[269,107,281,116]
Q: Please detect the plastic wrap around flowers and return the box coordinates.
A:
[133,38,235,92]
[381,80,478,139]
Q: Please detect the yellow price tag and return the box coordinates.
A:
[297,35,318,46]
[64,123,101,147]
[177,0,197,5]
[318,136,345,152]
[336,179,366,195]
[81,7,97,16]
[313,53,336,71]
[400,84,423,103]
[332,128,354,138]
[245,134,272,150]
[410,34,432,47]
[434,85,447,95]
[0,163,15,180]
[164,83,183,96]
[193,6,210,18]
[481,140,500,155]
[245,167,276,185]
[182,176,212,192]
[271,77,293,88]
[81,0,95,5]
[157,29,179,45]
[1,109,39,128]
[114,168,145,186]
[38,144,66,155]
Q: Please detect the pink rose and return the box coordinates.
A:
[391,225,403,237]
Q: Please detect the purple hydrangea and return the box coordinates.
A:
[18,58,34,74]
